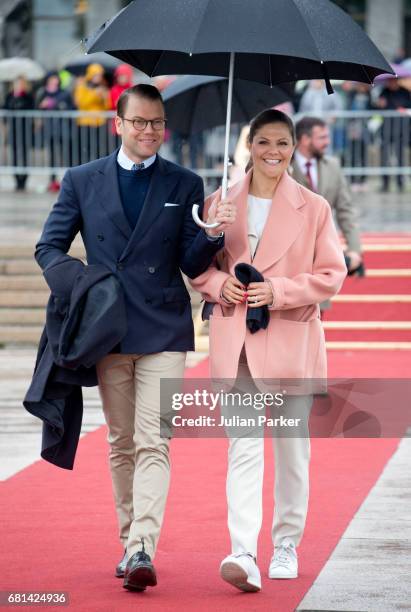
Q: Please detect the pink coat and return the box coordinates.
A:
[190,170,347,381]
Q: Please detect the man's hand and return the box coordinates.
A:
[205,192,237,237]
[246,281,274,307]
[221,276,246,304]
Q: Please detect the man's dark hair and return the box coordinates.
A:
[295,116,327,142]
[248,108,295,144]
[117,84,164,117]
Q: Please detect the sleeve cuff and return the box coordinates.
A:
[205,231,224,242]
[266,277,285,310]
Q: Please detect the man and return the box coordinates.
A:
[292,116,362,279]
[35,84,234,592]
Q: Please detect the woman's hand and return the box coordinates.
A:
[246,281,274,307]
[221,276,246,304]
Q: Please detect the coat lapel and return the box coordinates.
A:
[252,172,306,272]
[226,172,252,265]
[92,150,132,241]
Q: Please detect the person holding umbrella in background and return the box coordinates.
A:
[190,108,347,592]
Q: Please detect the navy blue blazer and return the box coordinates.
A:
[35,151,223,354]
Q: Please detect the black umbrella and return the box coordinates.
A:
[64,52,122,75]
[86,0,393,227]
[163,75,292,137]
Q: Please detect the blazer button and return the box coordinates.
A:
[97,234,104,241]
[148,266,155,274]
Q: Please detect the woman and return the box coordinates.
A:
[190,109,346,592]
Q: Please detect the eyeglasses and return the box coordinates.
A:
[120,117,167,131]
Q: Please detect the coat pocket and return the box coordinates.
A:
[263,318,322,380]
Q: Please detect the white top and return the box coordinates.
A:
[117,146,157,170]
[294,149,318,190]
[247,194,272,258]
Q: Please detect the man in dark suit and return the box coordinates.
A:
[35,84,235,592]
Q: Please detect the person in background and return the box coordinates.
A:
[109,64,134,110]
[3,75,35,191]
[291,117,363,304]
[345,82,372,189]
[298,79,343,115]
[298,80,344,156]
[74,63,110,163]
[36,71,74,191]
[109,64,134,147]
[375,77,411,193]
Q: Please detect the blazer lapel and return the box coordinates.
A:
[291,159,310,190]
[92,150,132,241]
[252,172,306,272]
[317,157,328,194]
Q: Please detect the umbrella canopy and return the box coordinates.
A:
[86,0,393,226]
[86,0,393,86]
[374,63,411,83]
[0,57,45,82]
[64,51,122,75]
[162,75,292,137]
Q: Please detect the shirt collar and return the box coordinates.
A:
[117,146,157,171]
[295,149,317,170]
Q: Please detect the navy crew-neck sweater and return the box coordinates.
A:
[116,159,157,229]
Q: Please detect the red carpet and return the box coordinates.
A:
[325,302,411,320]
[1,233,408,610]
[1,424,399,611]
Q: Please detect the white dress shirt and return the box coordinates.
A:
[116,147,157,170]
[294,150,318,191]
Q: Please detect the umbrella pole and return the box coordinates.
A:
[222,51,235,199]
[191,52,235,229]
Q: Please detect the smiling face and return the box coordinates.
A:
[248,122,295,181]
[115,94,165,163]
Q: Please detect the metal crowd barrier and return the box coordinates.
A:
[0,109,410,178]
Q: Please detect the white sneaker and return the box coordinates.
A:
[268,538,298,579]
[220,553,261,592]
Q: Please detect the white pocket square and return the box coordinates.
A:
[164,202,180,207]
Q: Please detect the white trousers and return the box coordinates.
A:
[226,351,312,557]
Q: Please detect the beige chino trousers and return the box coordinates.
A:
[96,351,186,559]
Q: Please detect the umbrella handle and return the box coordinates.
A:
[192,204,221,229]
